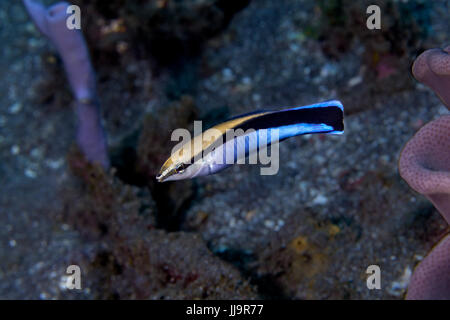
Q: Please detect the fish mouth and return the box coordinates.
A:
[156,172,171,183]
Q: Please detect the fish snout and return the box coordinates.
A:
[155,173,164,182]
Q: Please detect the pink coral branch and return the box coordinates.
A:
[399,115,450,224]
[23,0,109,168]
[406,234,450,300]
[412,46,450,108]
[399,45,450,300]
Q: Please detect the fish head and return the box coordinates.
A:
[156,141,206,182]
[156,159,207,182]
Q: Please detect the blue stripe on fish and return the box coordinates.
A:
[276,123,337,141]
[288,100,344,112]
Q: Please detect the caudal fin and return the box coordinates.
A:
[224,100,344,141]
[286,100,344,135]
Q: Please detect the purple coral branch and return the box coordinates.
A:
[399,115,450,224]
[412,46,450,108]
[399,45,450,299]
[23,0,109,168]
[406,235,450,300]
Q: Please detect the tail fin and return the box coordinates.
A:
[267,100,344,140]
[230,100,344,140]
[287,100,344,134]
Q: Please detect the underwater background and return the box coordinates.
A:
[0,0,449,299]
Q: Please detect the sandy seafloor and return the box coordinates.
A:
[0,0,449,299]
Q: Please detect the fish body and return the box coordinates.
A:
[157,100,344,182]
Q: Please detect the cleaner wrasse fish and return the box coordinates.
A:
[156,100,344,182]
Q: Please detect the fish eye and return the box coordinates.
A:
[175,163,187,174]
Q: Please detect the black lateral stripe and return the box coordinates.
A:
[234,106,344,133]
